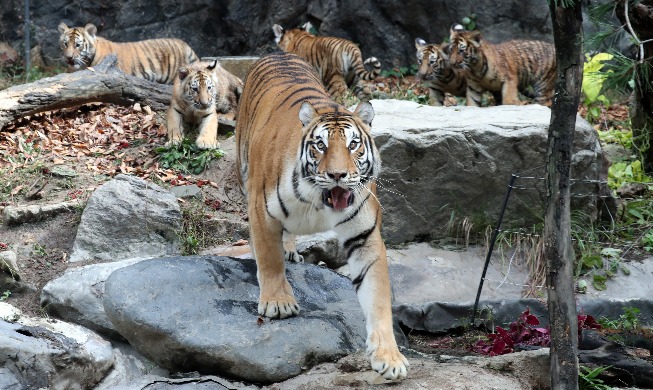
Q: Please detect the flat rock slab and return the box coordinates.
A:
[103,256,367,384]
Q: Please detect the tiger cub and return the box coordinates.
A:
[414,38,467,106]
[272,24,381,102]
[58,22,198,84]
[167,60,243,149]
[448,26,556,106]
[235,52,408,380]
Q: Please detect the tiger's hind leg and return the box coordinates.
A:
[249,197,299,319]
[283,231,304,263]
[195,112,220,149]
[325,74,350,102]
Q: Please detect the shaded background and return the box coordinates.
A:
[1,0,558,70]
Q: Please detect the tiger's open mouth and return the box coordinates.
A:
[322,186,353,210]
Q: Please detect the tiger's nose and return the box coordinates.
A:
[328,172,347,181]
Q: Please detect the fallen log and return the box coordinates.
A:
[0,55,172,130]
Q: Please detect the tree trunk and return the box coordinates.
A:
[546,1,583,389]
[0,55,172,130]
[615,0,653,173]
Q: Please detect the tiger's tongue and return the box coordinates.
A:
[331,187,351,210]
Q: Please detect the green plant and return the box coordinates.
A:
[597,127,633,150]
[0,290,10,301]
[579,365,612,390]
[380,64,417,78]
[598,306,641,331]
[608,159,653,190]
[582,53,613,123]
[155,138,224,175]
[32,244,47,257]
[460,14,477,31]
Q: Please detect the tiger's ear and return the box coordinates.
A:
[415,38,427,50]
[178,67,189,81]
[58,22,69,34]
[299,101,319,127]
[207,60,218,71]
[272,24,284,43]
[449,23,463,41]
[470,31,482,47]
[84,23,97,37]
[354,102,374,126]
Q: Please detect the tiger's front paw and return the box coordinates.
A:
[367,332,409,380]
[195,137,219,149]
[284,250,304,263]
[165,137,182,148]
[258,295,300,319]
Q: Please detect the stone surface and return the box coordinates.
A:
[0,307,114,390]
[2,199,83,226]
[267,349,549,389]
[41,258,146,338]
[69,174,181,262]
[371,100,605,244]
[103,256,367,383]
[170,184,202,199]
[296,231,343,268]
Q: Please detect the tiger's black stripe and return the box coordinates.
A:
[343,216,378,260]
[336,192,371,227]
[352,259,377,292]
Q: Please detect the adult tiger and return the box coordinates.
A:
[448,26,556,106]
[272,24,381,102]
[58,22,198,84]
[235,52,408,380]
[414,38,467,106]
[167,60,243,149]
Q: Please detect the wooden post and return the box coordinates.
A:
[545,1,583,389]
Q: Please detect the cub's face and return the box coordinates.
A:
[58,22,97,69]
[415,38,449,81]
[449,30,482,70]
[178,61,218,110]
[299,102,378,211]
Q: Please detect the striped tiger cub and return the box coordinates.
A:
[272,24,381,102]
[236,52,408,380]
[167,60,243,149]
[58,22,198,84]
[448,26,556,106]
[414,38,467,106]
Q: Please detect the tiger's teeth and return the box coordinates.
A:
[328,197,333,204]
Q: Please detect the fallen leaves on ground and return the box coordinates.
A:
[0,103,211,187]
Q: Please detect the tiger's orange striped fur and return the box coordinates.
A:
[167,60,242,149]
[236,52,408,380]
[449,27,556,106]
[414,38,467,106]
[272,24,381,102]
[58,22,198,84]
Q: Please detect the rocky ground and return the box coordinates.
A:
[0,76,648,388]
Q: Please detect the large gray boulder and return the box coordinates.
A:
[41,258,146,337]
[372,100,605,244]
[69,174,181,262]
[103,256,367,384]
[0,303,114,390]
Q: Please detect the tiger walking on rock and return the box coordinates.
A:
[236,52,408,380]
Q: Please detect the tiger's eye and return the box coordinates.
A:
[316,141,326,151]
[349,141,358,150]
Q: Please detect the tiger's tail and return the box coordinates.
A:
[357,56,381,81]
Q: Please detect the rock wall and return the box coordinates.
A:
[1,0,557,70]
